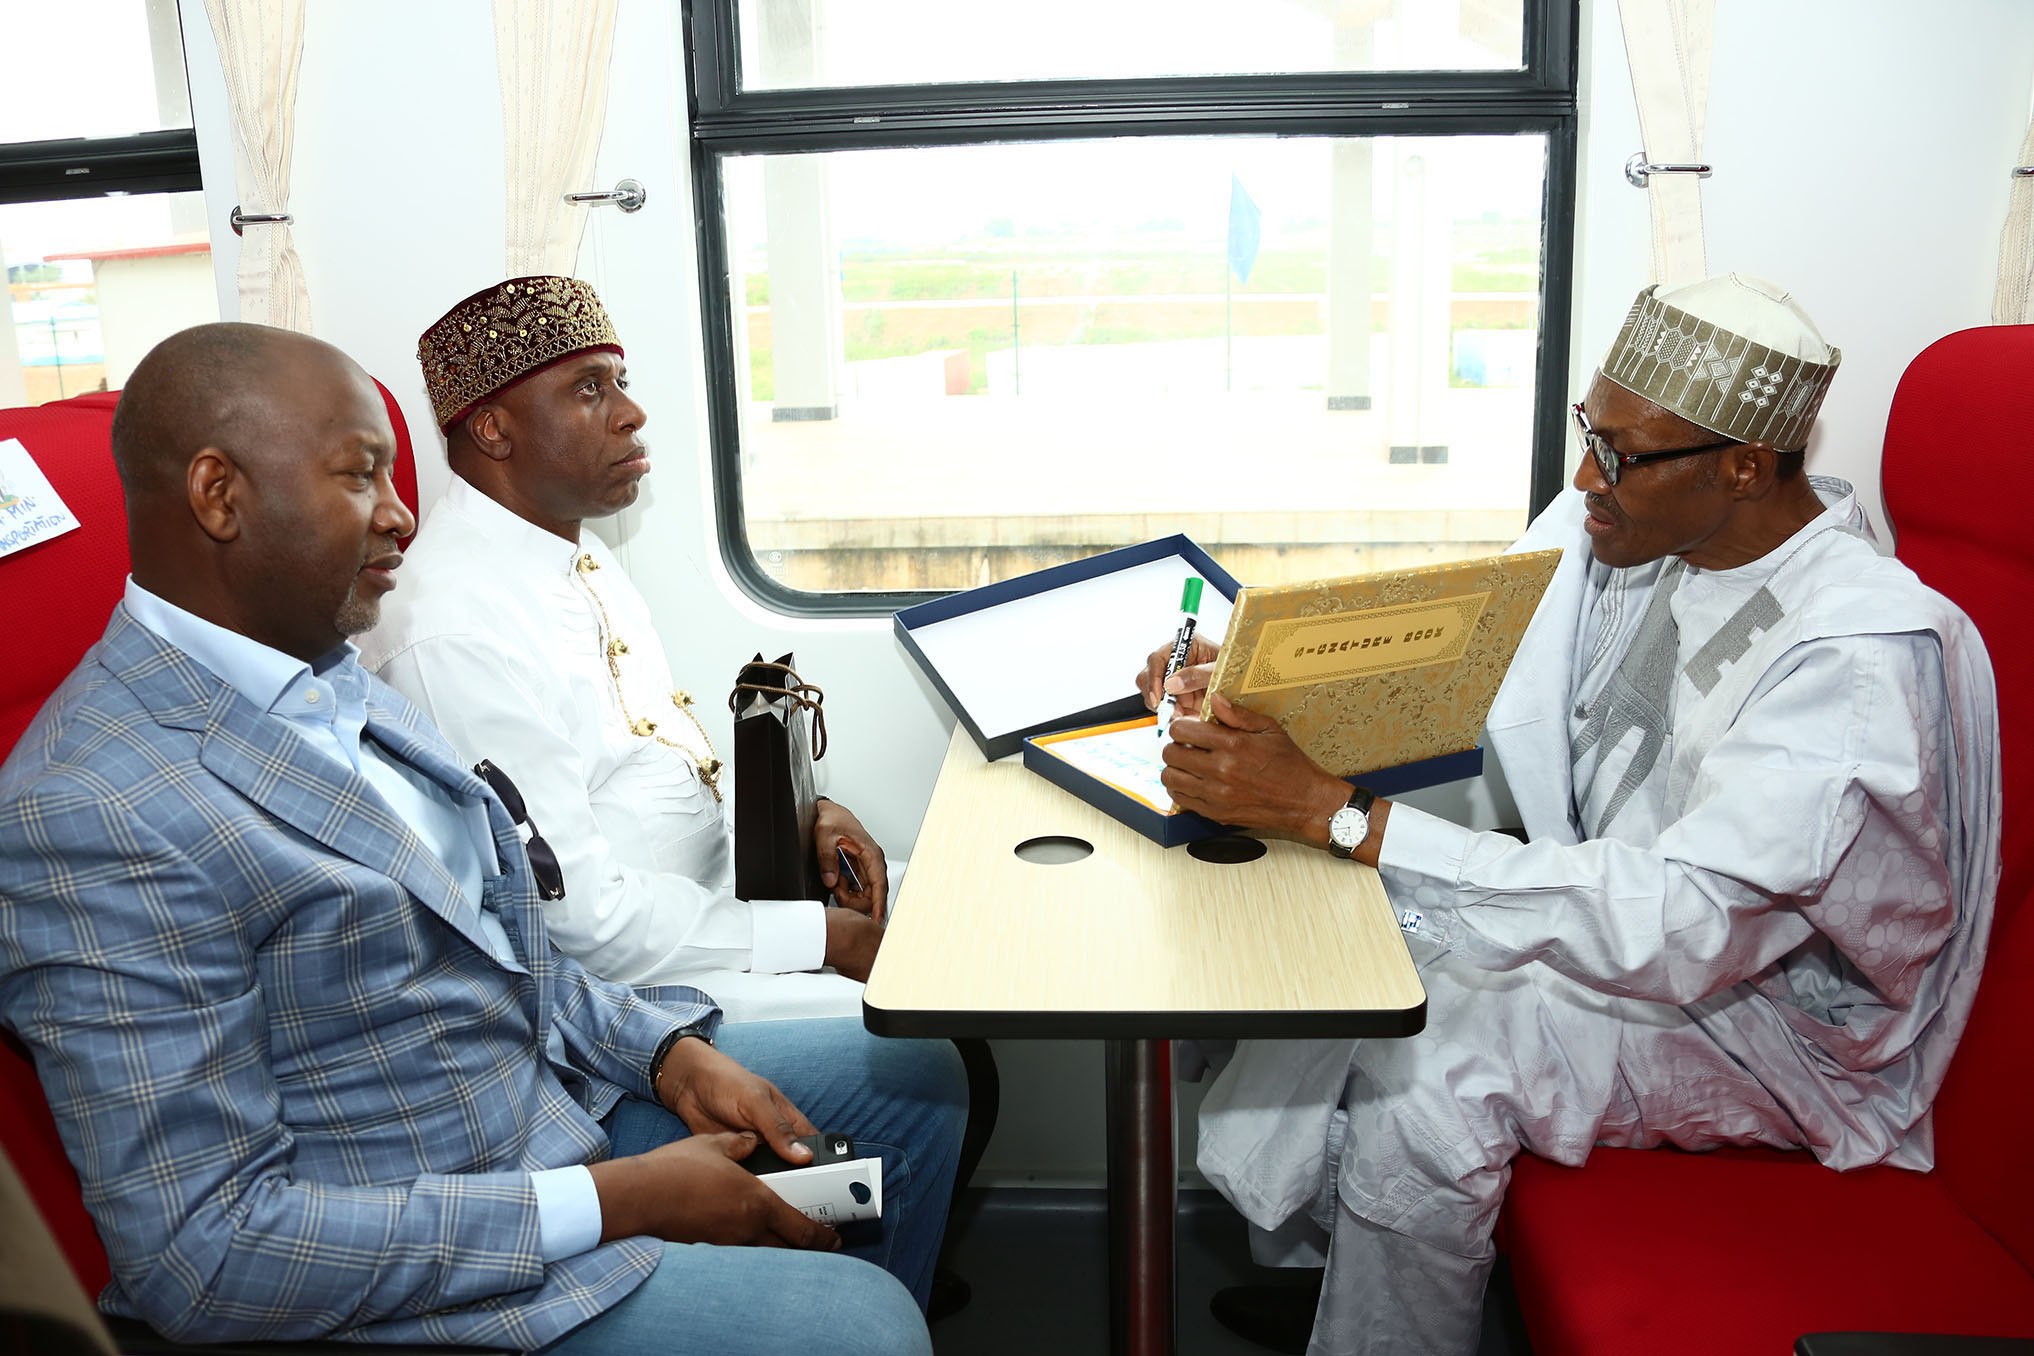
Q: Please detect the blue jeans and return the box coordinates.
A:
[539,1018,965,1356]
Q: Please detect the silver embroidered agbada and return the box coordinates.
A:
[1198,279,2003,1356]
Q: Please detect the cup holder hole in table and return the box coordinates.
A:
[1187,836,1267,865]
[1013,835,1094,865]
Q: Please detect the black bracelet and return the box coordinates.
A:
[648,1025,712,1091]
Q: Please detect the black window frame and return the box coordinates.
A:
[0,130,202,207]
[686,0,1580,617]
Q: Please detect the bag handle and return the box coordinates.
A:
[728,660,829,761]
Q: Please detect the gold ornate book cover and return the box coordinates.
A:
[1204,549,1563,776]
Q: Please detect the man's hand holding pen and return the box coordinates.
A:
[1135,638,1383,855]
[815,798,888,923]
[813,799,888,981]
[1136,635,1221,720]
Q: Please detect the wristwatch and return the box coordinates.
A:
[1326,787,1377,859]
[649,1023,715,1090]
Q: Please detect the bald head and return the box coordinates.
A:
[113,322,416,661]
[113,323,338,501]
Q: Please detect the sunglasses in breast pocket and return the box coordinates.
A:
[472,758,566,901]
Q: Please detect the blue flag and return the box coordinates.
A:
[1227,174,1262,284]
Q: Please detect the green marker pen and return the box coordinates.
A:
[1155,576,1204,738]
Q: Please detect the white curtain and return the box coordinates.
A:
[494,0,621,278]
[1993,115,2034,325]
[1617,0,1716,289]
[202,0,310,332]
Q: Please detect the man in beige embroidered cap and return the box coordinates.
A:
[1138,275,2001,1355]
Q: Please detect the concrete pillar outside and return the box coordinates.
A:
[1325,139,1375,412]
[1384,147,1453,464]
[1383,0,1457,463]
[762,157,841,422]
[1325,0,1389,413]
[759,0,840,423]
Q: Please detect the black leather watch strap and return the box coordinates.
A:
[649,1024,713,1091]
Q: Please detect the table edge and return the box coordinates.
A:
[860,997,1428,1041]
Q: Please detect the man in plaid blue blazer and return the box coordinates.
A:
[0,323,964,1354]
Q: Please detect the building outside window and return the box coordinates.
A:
[0,0,213,407]
[689,0,1578,608]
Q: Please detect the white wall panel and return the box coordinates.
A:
[1571,0,2034,541]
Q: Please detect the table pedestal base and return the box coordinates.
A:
[1106,1037,1176,1356]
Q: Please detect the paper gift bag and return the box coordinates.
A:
[729,653,829,902]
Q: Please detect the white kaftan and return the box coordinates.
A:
[1198,479,2002,1356]
[360,477,863,1022]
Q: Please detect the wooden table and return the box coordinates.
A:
[864,729,1427,1356]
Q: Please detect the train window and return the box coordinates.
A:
[689,0,1578,612]
[0,0,192,142]
[734,0,1527,90]
[1,0,209,408]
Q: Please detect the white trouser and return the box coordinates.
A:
[1204,935,1797,1356]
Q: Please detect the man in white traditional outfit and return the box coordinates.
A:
[362,276,890,1023]
[364,278,993,1320]
[1141,274,2002,1356]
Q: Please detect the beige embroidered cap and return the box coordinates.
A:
[1600,274,1840,452]
[417,276,622,433]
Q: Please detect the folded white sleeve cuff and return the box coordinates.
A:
[1375,803,1474,887]
[749,898,827,974]
[531,1164,601,1262]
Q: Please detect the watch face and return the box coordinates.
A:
[1329,806,1369,850]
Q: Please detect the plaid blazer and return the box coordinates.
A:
[0,606,719,1349]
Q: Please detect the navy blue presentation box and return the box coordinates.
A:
[893,535,1239,761]
[893,535,1484,847]
[1024,722,1483,847]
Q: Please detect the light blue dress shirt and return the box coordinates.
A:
[122,580,603,1262]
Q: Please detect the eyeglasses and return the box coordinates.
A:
[1571,403,1740,487]
[473,759,565,900]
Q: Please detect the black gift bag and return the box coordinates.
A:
[728,653,830,902]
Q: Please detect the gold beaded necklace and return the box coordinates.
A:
[573,552,723,801]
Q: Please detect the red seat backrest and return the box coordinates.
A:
[0,391,127,1297]
[1881,324,2034,1273]
[378,378,421,550]
[0,392,127,758]
[0,378,421,1298]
